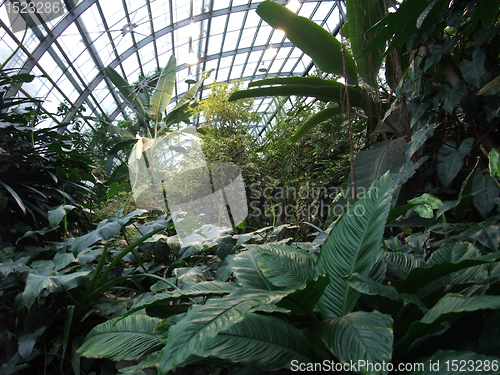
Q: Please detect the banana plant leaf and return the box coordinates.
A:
[289,106,343,142]
[256,1,357,83]
[230,76,372,110]
[150,55,176,123]
[105,66,147,127]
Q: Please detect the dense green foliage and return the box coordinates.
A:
[1,0,500,374]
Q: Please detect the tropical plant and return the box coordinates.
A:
[0,207,172,374]
[76,172,500,374]
[0,69,95,245]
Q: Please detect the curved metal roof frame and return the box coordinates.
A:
[0,0,346,136]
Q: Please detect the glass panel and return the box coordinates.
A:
[210,15,227,35]
[298,2,316,18]
[207,33,223,56]
[227,12,245,33]
[213,0,231,11]
[222,30,238,52]
[58,23,85,61]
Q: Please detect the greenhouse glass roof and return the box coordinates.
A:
[0,0,346,135]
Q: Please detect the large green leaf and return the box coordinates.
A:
[233,250,277,291]
[277,275,329,315]
[393,246,500,294]
[313,311,393,375]
[459,48,486,88]
[406,350,500,374]
[289,106,343,142]
[150,56,176,122]
[23,271,91,308]
[421,294,500,324]
[71,209,144,254]
[361,0,433,57]
[315,172,394,318]
[156,288,288,375]
[437,138,474,187]
[385,251,426,279]
[416,243,489,296]
[256,1,357,84]
[244,243,317,267]
[346,0,385,88]
[122,281,235,319]
[48,204,75,227]
[229,77,372,110]
[105,66,146,126]
[472,172,500,218]
[196,312,317,370]
[258,252,314,289]
[78,315,162,361]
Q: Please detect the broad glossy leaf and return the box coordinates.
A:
[459,48,486,88]
[314,311,393,375]
[78,315,162,361]
[0,256,30,277]
[150,56,176,122]
[408,193,443,219]
[122,281,235,319]
[48,205,75,227]
[244,243,316,267]
[472,172,500,217]
[257,1,357,84]
[405,124,436,163]
[421,294,500,324]
[157,288,289,374]
[71,209,145,254]
[361,0,430,57]
[197,313,317,370]
[289,106,343,142]
[437,138,474,187]
[230,76,372,110]
[18,326,45,359]
[233,250,277,290]
[277,275,329,315]
[407,350,500,374]
[315,172,394,318]
[441,80,466,113]
[258,252,314,289]
[23,271,91,308]
[393,245,500,294]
